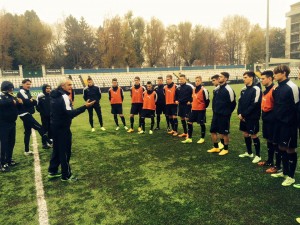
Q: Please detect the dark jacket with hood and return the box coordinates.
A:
[36,84,51,117]
[0,81,19,125]
[50,88,87,129]
[17,87,37,115]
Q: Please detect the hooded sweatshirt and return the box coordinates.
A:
[36,84,51,117]
[0,81,19,125]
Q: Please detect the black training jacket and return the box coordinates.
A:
[213,83,236,116]
[17,88,37,115]
[50,88,86,128]
[154,84,165,105]
[273,79,299,125]
[176,83,193,105]
[0,91,19,125]
[36,85,51,117]
[238,84,262,120]
[83,85,102,102]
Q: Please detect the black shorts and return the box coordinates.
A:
[130,103,143,115]
[141,109,155,118]
[210,114,231,135]
[156,104,166,115]
[239,119,259,135]
[165,104,178,116]
[178,104,191,118]
[188,110,206,124]
[273,122,297,148]
[262,120,274,141]
[111,104,123,114]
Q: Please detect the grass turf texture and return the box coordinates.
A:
[0,83,299,225]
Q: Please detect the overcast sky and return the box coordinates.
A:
[1,0,299,28]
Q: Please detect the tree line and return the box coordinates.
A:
[0,10,285,70]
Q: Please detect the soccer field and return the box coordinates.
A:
[0,83,299,225]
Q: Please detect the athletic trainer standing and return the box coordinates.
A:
[48,78,95,181]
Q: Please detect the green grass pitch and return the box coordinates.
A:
[0,83,299,225]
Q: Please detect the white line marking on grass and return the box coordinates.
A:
[32,129,50,225]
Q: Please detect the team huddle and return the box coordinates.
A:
[0,65,299,190]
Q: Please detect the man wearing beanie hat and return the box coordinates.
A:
[0,81,22,172]
[36,84,52,149]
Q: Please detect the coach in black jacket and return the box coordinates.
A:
[48,78,95,181]
[0,81,22,171]
[238,71,262,163]
[17,79,52,155]
[37,84,52,149]
[83,77,105,131]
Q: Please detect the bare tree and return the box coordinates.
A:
[98,16,124,68]
[177,22,192,66]
[48,18,65,68]
[246,24,265,64]
[144,17,165,67]
[203,27,221,65]
[164,25,181,66]
[221,15,250,64]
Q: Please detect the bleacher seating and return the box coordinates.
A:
[1,67,299,91]
[78,68,246,88]
[0,75,83,90]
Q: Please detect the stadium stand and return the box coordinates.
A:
[0,75,83,89]
[1,67,299,90]
[77,68,246,88]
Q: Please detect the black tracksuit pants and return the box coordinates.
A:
[48,126,72,179]
[87,103,103,128]
[0,122,16,165]
[41,115,52,143]
[20,114,48,152]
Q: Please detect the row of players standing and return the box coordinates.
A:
[106,66,299,187]
[0,65,299,187]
